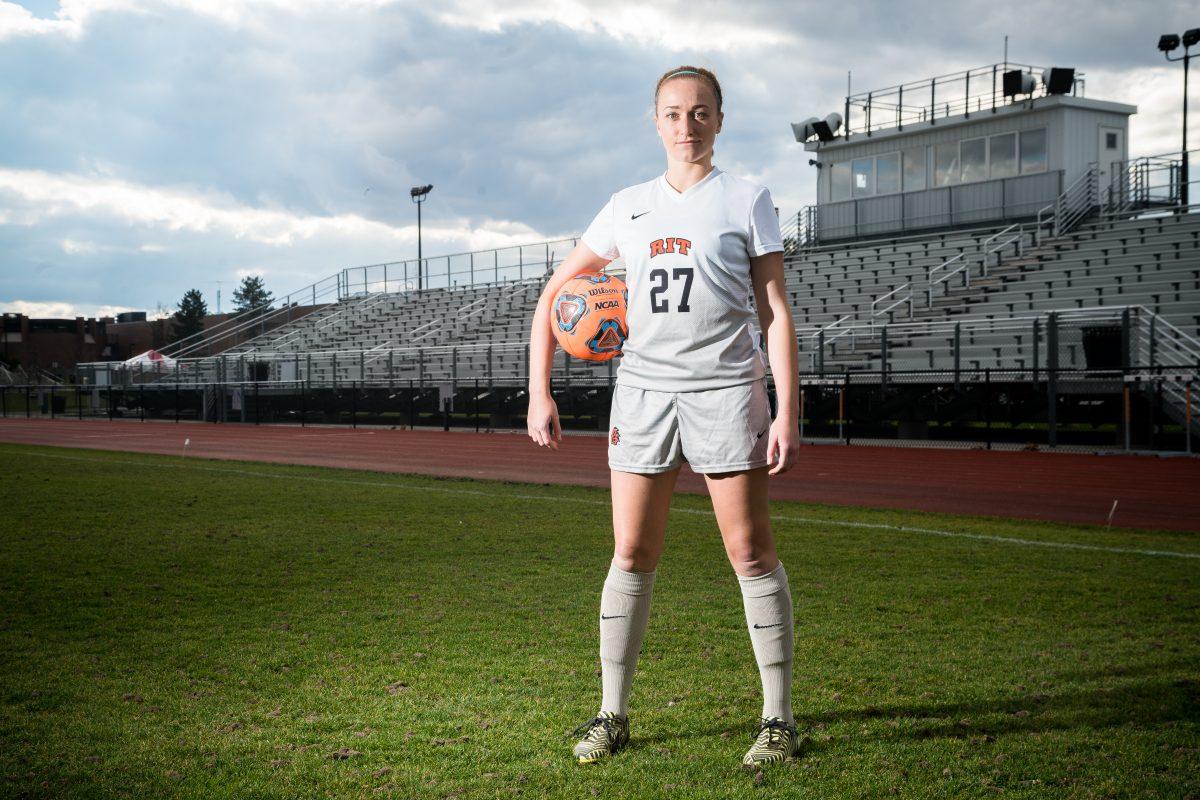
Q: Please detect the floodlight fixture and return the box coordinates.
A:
[1041,67,1075,95]
[1157,29,1197,205]
[1002,69,1036,97]
[791,116,819,142]
[812,113,842,142]
[791,113,841,143]
[410,184,434,290]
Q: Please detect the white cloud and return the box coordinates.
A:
[60,238,99,254]
[0,299,139,318]
[0,0,398,41]
[0,0,130,40]
[1086,65,1199,159]
[430,0,796,52]
[0,166,548,250]
[0,166,559,314]
[3,0,1196,321]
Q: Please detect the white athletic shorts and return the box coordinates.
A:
[607,378,772,474]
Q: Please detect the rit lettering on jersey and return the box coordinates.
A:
[648,237,691,257]
[644,237,695,313]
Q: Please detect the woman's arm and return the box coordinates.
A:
[527,242,613,449]
[750,250,800,474]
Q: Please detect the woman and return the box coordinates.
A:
[526,65,801,768]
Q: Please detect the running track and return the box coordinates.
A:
[1,418,1198,532]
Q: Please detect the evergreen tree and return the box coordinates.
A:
[232,275,273,315]
[171,288,208,343]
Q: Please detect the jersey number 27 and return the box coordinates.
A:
[649,267,694,313]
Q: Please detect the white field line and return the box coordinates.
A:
[69,432,161,439]
[16,450,1200,562]
[293,431,377,438]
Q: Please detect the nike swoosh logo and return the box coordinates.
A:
[631,211,651,220]
[753,622,782,629]
[601,614,626,620]
[756,429,766,439]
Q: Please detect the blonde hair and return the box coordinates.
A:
[653,65,723,113]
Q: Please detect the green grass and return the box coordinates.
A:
[1,442,1197,799]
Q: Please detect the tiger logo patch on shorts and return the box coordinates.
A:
[610,426,620,445]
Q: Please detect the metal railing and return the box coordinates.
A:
[800,170,1064,245]
[841,61,1086,139]
[927,251,971,303]
[1136,313,1200,437]
[154,235,593,362]
[1105,147,1200,212]
[871,282,913,329]
[338,237,585,297]
[160,271,345,359]
[1036,163,1099,240]
[920,163,1106,312]
[980,222,1026,267]
[780,206,818,253]
[802,304,1152,373]
[925,222,1033,306]
[794,307,1200,440]
[237,289,394,355]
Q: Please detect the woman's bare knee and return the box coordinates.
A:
[612,538,661,572]
[723,534,778,577]
[608,466,679,573]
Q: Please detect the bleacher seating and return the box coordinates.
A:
[176,207,1199,386]
[799,210,1200,373]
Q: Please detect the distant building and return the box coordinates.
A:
[3,304,327,379]
[1,314,111,379]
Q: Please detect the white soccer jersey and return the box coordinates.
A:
[580,165,784,392]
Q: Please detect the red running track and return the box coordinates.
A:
[1,418,1197,532]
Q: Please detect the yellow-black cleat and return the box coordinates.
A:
[571,712,630,764]
[742,717,801,767]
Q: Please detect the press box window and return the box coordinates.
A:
[934,142,959,186]
[875,152,900,194]
[960,137,988,183]
[851,158,874,197]
[1020,128,1047,174]
[989,133,1017,178]
[903,146,926,192]
[830,162,851,202]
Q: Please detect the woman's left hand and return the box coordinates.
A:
[765,416,800,476]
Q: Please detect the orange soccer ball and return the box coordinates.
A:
[551,272,628,361]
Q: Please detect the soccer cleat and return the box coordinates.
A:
[741,717,801,766]
[571,711,630,764]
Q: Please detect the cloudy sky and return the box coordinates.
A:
[1,0,1195,319]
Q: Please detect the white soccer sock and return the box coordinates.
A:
[737,561,795,725]
[598,561,656,717]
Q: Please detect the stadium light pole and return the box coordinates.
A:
[411,184,433,291]
[1159,29,1199,206]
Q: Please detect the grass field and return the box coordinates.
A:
[1,442,1198,799]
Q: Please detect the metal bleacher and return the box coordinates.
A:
[107,154,1198,391]
[803,208,1200,374]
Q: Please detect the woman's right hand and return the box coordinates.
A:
[527,392,562,450]
[525,241,611,452]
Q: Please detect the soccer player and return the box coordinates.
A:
[526,65,801,767]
